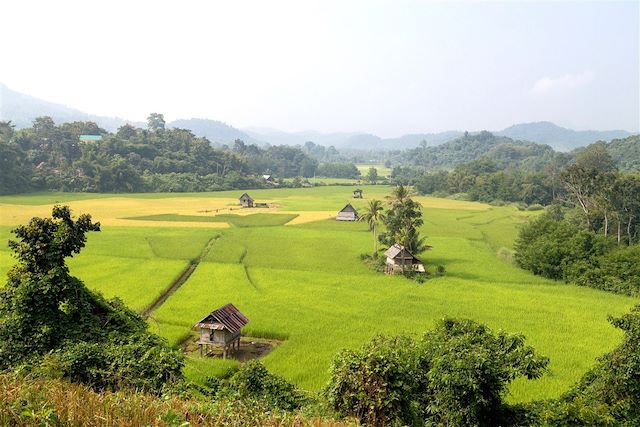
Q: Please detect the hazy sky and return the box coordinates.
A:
[1,0,638,136]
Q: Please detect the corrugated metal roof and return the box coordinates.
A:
[384,243,424,262]
[384,243,404,259]
[195,303,249,333]
[239,192,253,201]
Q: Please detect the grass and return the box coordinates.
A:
[1,187,637,404]
[355,164,392,177]
[152,214,635,401]
[0,374,347,426]
[125,213,298,227]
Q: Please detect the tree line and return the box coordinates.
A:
[514,144,640,296]
[0,115,322,194]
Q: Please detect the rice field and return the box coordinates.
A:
[0,187,637,403]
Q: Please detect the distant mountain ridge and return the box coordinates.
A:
[1,83,634,151]
[0,83,144,131]
[498,122,631,151]
[168,118,265,146]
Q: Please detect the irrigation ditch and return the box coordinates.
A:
[141,235,218,319]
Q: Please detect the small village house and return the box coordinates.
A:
[78,134,102,143]
[336,203,359,221]
[239,192,254,207]
[262,174,280,187]
[384,244,425,274]
[353,189,363,198]
[194,304,249,359]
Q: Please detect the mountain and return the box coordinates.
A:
[168,118,265,146]
[243,127,362,147]
[403,131,558,171]
[0,83,143,131]
[601,135,640,172]
[498,122,632,151]
[2,83,632,151]
[244,127,463,150]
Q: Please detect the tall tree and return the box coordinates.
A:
[366,167,378,183]
[381,186,428,253]
[359,199,385,256]
[147,113,165,132]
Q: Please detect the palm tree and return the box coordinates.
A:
[359,199,385,256]
[387,185,410,204]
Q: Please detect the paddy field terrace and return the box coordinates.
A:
[0,185,635,402]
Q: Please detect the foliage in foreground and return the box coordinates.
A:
[207,361,307,412]
[0,206,184,393]
[325,318,548,426]
[538,305,640,426]
[0,373,347,427]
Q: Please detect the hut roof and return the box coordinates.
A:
[195,303,249,333]
[339,203,358,214]
[239,192,253,201]
[384,244,421,262]
[353,189,362,192]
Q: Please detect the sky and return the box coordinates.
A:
[1,0,638,137]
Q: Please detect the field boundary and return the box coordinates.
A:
[141,235,218,319]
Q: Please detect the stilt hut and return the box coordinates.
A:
[353,189,363,198]
[336,203,359,221]
[194,304,249,359]
[384,244,425,274]
[239,193,254,207]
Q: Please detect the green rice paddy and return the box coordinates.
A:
[0,187,636,403]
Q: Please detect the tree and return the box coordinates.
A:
[147,113,165,132]
[366,167,378,183]
[0,206,184,392]
[325,319,548,427]
[416,319,548,426]
[359,199,385,256]
[380,185,428,253]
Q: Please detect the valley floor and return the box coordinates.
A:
[0,186,636,402]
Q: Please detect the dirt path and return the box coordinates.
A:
[141,235,218,319]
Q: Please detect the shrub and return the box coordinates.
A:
[539,305,640,425]
[216,361,305,411]
[325,319,548,427]
[325,335,419,426]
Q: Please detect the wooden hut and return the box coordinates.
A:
[353,189,363,198]
[384,244,425,274]
[336,203,359,221]
[239,193,254,208]
[194,304,249,359]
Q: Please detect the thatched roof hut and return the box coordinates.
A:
[239,193,254,207]
[336,203,359,221]
[384,244,425,274]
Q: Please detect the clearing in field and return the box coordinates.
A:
[0,186,636,403]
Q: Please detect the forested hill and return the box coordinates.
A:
[0,83,144,131]
[597,134,640,172]
[498,121,631,151]
[169,118,266,146]
[401,131,560,171]
[0,116,318,195]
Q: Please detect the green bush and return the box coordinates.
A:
[539,305,640,426]
[215,361,305,411]
[325,319,548,427]
[0,206,185,394]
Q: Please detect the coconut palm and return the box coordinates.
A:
[387,185,410,204]
[359,199,385,256]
